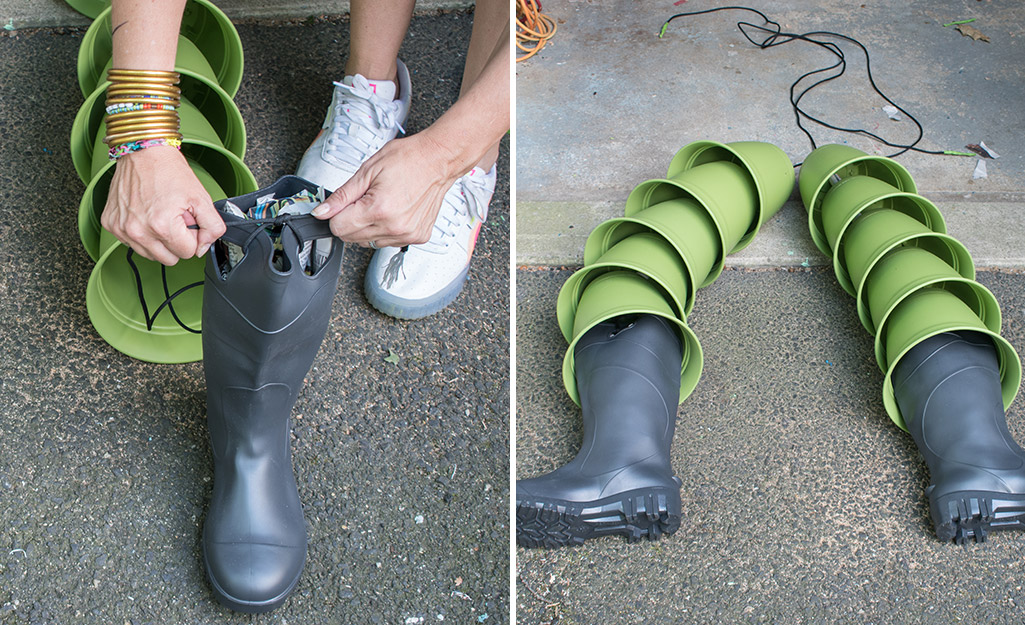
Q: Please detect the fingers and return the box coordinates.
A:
[191,197,226,257]
[312,167,372,221]
[102,147,226,265]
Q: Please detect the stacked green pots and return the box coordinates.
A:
[557,140,795,403]
[70,0,257,363]
[800,144,1021,429]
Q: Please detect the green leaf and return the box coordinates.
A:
[384,349,400,365]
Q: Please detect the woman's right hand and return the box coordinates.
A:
[101,145,226,265]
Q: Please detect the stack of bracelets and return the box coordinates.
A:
[103,68,184,160]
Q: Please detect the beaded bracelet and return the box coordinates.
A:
[108,137,183,160]
[105,102,178,115]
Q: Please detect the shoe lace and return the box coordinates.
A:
[378,172,491,287]
[380,245,409,288]
[325,75,406,168]
[423,172,491,252]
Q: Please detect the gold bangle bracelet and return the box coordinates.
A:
[104,97,180,107]
[106,83,181,94]
[105,122,181,136]
[106,86,182,98]
[107,69,180,81]
[104,131,184,146]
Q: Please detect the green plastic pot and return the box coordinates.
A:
[557,232,690,342]
[879,287,1021,430]
[72,76,246,184]
[86,239,206,363]
[561,270,703,406]
[841,209,934,297]
[874,278,1002,371]
[78,0,242,98]
[666,140,794,251]
[585,197,722,299]
[78,144,256,261]
[860,245,975,335]
[625,161,758,255]
[820,175,946,258]
[64,0,109,19]
[799,144,917,250]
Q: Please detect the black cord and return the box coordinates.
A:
[659,6,969,166]
[125,247,203,335]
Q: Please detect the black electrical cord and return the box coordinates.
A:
[658,6,974,166]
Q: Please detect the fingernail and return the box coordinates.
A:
[311,204,327,217]
[198,243,210,257]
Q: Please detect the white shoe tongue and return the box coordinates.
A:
[342,75,398,101]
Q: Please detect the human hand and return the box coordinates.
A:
[101,146,225,265]
[311,134,462,248]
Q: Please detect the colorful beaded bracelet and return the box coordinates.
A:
[108,137,183,160]
[105,102,178,115]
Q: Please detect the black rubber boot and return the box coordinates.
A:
[201,177,343,612]
[516,314,684,548]
[893,330,1025,543]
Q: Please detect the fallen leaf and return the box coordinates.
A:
[384,349,400,364]
[956,24,990,42]
[966,142,1000,159]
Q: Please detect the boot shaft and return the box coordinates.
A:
[574,314,683,471]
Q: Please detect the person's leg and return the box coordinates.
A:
[344,0,416,82]
[296,0,415,191]
[459,0,507,171]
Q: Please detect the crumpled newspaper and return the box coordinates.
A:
[222,188,332,275]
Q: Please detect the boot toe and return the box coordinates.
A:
[204,541,306,613]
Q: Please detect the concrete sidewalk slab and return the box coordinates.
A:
[0,14,508,624]
[515,0,1025,268]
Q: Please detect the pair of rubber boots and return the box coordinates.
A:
[516,321,1025,548]
[201,176,343,612]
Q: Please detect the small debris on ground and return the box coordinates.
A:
[973,159,988,179]
[882,105,902,121]
[956,23,990,42]
[966,141,1000,159]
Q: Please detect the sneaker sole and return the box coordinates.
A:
[929,489,1025,544]
[516,482,682,549]
[364,264,468,320]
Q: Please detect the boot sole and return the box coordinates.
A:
[929,489,1025,544]
[516,482,682,549]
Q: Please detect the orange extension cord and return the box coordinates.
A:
[516,0,557,62]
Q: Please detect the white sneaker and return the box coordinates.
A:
[296,59,411,191]
[364,165,497,319]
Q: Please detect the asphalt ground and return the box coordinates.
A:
[0,13,509,624]
[516,267,1025,625]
